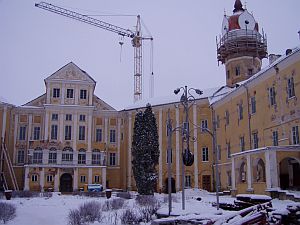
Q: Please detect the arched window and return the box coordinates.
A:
[49,147,57,164]
[78,148,86,164]
[240,162,246,183]
[33,147,43,164]
[62,147,73,163]
[256,159,266,182]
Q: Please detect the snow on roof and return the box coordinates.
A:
[210,45,300,106]
[124,86,222,110]
[0,96,9,104]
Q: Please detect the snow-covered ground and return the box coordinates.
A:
[0,189,296,225]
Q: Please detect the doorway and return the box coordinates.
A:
[202,175,211,192]
[279,157,300,190]
[60,173,73,192]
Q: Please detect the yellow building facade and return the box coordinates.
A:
[1,0,299,196]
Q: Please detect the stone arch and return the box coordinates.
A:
[253,158,266,182]
[239,161,246,183]
[279,157,300,190]
[60,173,73,192]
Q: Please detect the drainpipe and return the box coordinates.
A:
[241,84,252,150]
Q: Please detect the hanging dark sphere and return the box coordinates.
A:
[182,149,194,166]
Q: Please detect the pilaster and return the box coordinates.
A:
[158,108,163,191]
[193,104,198,188]
[40,167,45,192]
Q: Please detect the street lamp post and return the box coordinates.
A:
[174,85,203,210]
[203,126,220,211]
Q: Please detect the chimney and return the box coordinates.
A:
[269,54,281,65]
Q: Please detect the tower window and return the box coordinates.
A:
[227,70,230,79]
[235,66,240,76]
[53,88,60,98]
[248,69,253,76]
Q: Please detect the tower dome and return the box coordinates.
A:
[217,0,268,87]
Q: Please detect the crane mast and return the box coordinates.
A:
[35,1,153,102]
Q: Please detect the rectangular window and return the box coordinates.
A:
[92,152,101,165]
[216,115,220,128]
[66,114,72,121]
[62,152,73,162]
[166,149,172,163]
[80,175,86,183]
[185,175,191,188]
[53,88,60,98]
[65,125,72,140]
[51,125,58,140]
[201,120,208,132]
[202,147,209,162]
[46,175,53,183]
[227,171,232,187]
[79,114,86,122]
[292,126,299,145]
[17,150,25,164]
[110,129,116,143]
[48,152,57,164]
[217,145,221,161]
[272,131,279,146]
[225,110,229,126]
[78,152,86,164]
[253,132,259,149]
[240,136,245,151]
[238,104,243,120]
[227,142,231,158]
[269,87,276,106]
[94,175,100,183]
[33,127,40,140]
[19,126,26,140]
[250,96,256,114]
[287,77,295,98]
[235,66,240,76]
[51,113,58,121]
[66,89,74,98]
[96,128,102,142]
[80,89,87,99]
[79,126,85,140]
[109,152,116,166]
[31,174,38,182]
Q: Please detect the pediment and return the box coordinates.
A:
[23,94,46,107]
[45,62,96,84]
[93,95,115,111]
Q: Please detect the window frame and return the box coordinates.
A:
[96,128,102,142]
[78,126,85,141]
[65,125,72,140]
[109,152,116,166]
[33,126,40,140]
[66,88,74,99]
[51,124,58,140]
[53,88,60,98]
[80,89,87,99]
[202,147,209,162]
[110,129,116,143]
[287,77,295,98]
[19,126,26,140]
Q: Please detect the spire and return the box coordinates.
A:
[233,0,244,13]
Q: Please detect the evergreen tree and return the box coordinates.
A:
[132,104,159,195]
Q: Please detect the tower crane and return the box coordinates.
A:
[35,2,154,102]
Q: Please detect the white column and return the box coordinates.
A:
[158,109,163,190]
[175,106,180,190]
[61,84,65,104]
[117,118,121,165]
[54,168,60,191]
[75,85,79,105]
[73,168,78,191]
[13,114,18,164]
[104,118,109,144]
[24,167,30,191]
[72,114,77,150]
[88,168,92,184]
[102,167,107,190]
[44,111,49,140]
[40,168,45,192]
[269,150,279,188]
[46,85,50,104]
[1,106,7,139]
[89,86,93,106]
[265,151,271,189]
[43,149,49,164]
[127,114,132,190]
[246,154,253,191]
[57,150,62,165]
[231,157,236,190]
[59,112,64,142]
[193,104,198,188]
[27,114,33,141]
[87,113,92,152]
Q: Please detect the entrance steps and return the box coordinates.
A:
[267,189,300,202]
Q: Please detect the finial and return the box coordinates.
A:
[244,1,247,10]
[224,8,226,16]
[233,0,244,13]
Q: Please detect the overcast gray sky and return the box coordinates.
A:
[0,0,299,110]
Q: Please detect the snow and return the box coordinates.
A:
[0,189,298,225]
[236,194,272,201]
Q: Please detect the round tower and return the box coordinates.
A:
[217,0,268,87]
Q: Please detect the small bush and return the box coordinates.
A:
[41,192,53,198]
[120,209,139,225]
[0,202,16,224]
[79,201,103,223]
[136,195,160,222]
[102,198,125,211]
[68,209,81,225]
[12,191,39,198]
